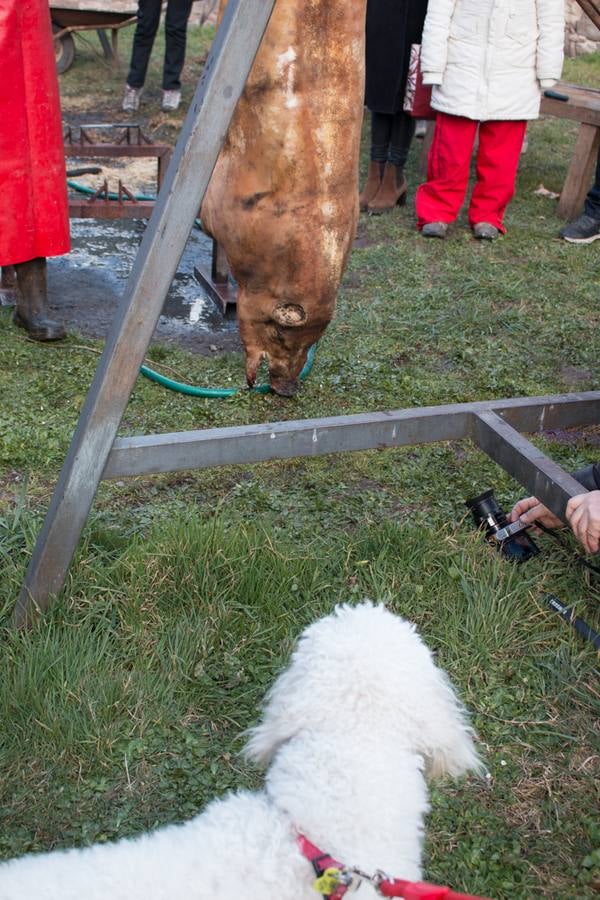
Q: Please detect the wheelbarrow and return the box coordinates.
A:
[49,2,138,74]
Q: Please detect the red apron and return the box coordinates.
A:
[0,0,70,266]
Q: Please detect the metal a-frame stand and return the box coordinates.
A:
[14,0,600,626]
[14,0,278,626]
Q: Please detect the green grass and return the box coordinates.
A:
[0,32,599,900]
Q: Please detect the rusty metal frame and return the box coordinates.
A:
[194,239,237,313]
[65,124,172,219]
[13,0,600,626]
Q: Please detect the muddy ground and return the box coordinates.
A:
[46,215,242,356]
[22,146,241,356]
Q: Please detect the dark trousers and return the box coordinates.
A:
[370,110,416,169]
[584,145,600,220]
[127,0,194,91]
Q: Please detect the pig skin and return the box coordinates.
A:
[201,0,366,396]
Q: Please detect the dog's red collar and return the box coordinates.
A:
[296,833,491,900]
[296,834,350,899]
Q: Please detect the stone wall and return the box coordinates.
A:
[566,0,600,55]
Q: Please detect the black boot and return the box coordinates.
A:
[0,266,17,307]
[13,258,66,341]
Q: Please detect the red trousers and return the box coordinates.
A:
[0,0,70,265]
[415,113,527,233]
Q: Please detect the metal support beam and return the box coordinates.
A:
[472,411,591,521]
[14,0,277,628]
[103,393,600,481]
[15,386,600,626]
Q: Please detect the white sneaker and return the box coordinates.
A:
[162,89,181,111]
[122,84,142,112]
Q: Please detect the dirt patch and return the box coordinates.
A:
[560,365,595,389]
[543,425,600,446]
[67,155,162,197]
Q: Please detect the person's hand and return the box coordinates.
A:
[508,496,563,531]
[566,491,600,554]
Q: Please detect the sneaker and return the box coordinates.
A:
[559,213,600,244]
[473,222,499,240]
[421,221,448,239]
[122,84,142,112]
[415,119,428,139]
[162,89,181,111]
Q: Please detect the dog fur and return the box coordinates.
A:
[0,603,482,900]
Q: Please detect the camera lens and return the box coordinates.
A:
[465,489,508,531]
[465,489,539,563]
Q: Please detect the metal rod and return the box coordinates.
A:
[104,407,472,479]
[472,410,591,522]
[103,393,600,481]
[14,0,277,628]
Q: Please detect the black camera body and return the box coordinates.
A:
[465,489,539,562]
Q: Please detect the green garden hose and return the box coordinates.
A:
[68,179,318,397]
[140,344,317,398]
[67,179,157,203]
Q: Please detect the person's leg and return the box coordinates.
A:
[388,110,416,170]
[559,143,600,243]
[163,0,194,92]
[415,113,478,228]
[583,144,600,220]
[368,110,414,213]
[359,111,392,211]
[469,119,527,233]
[127,0,162,89]
[0,266,17,307]
[13,257,65,342]
[359,112,386,210]
[370,111,393,164]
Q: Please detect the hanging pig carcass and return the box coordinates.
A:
[201,0,366,396]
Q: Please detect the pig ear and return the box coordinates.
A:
[272,303,307,327]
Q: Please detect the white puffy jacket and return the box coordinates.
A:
[421,0,565,120]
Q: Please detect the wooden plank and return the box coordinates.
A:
[540,82,600,128]
[557,122,600,219]
[575,0,600,32]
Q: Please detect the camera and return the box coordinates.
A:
[465,489,539,562]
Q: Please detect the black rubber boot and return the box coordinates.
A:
[13,258,66,341]
[0,266,17,307]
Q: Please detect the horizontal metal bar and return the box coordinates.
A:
[64,145,171,157]
[69,201,155,219]
[494,392,600,433]
[472,411,590,521]
[105,408,472,478]
[104,392,600,480]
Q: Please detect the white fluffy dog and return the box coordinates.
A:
[0,603,482,900]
